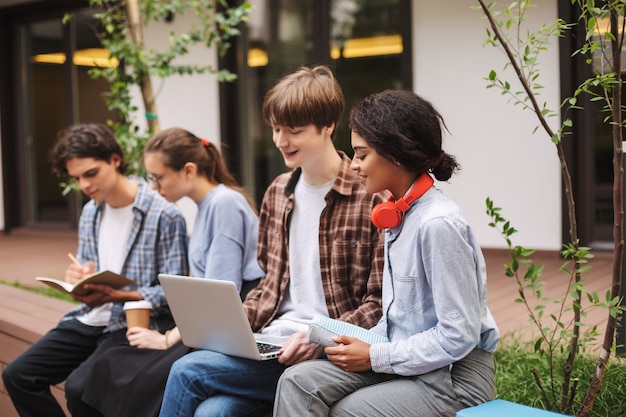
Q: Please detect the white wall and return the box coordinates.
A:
[413,0,562,250]
[132,10,228,231]
[0,2,565,247]
[132,10,222,143]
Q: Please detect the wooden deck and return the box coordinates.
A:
[0,228,617,345]
[482,248,615,349]
[0,229,77,416]
[0,285,72,417]
[0,229,620,417]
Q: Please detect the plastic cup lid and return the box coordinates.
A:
[123,300,152,310]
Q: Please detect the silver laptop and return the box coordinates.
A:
[158,274,283,360]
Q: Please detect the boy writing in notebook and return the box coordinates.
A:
[158,65,385,417]
[2,123,189,417]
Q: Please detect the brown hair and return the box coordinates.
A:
[50,123,128,178]
[262,65,345,139]
[144,127,257,211]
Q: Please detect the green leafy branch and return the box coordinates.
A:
[65,0,251,176]
[486,198,622,413]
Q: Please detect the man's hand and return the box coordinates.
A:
[72,284,132,307]
[324,336,372,372]
[277,331,324,366]
[65,261,96,285]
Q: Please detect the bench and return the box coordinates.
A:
[457,399,571,416]
[0,285,73,417]
[0,285,270,417]
[4,294,566,417]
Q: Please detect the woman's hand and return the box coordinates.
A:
[126,327,181,349]
[324,336,372,372]
[126,327,168,349]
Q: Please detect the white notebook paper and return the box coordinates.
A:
[307,314,389,347]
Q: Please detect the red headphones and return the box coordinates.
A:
[371,173,434,229]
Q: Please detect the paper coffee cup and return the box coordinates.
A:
[124,300,152,328]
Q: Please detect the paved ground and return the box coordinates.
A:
[0,227,616,344]
[0,228,77,286]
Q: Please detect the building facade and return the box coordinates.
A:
[0,0,610,251]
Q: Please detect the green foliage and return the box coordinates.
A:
[70,0,252,175]
[0,279,79,304]
[496,337,626,417]
[479,0,573,139]
[570,0,626,130]
[59,178,79,196]
[478,1,626,414]
[486,199,624,413]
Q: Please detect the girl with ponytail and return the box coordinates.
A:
[80,127,264,417]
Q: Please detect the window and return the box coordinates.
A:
[221,0,412,204]
[17,8,116,227]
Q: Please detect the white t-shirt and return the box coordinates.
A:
[262,177,334,336]
[77,203,134,327]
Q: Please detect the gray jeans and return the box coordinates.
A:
[273,348,495,417]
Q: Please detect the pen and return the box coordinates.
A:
[67,252,81,266]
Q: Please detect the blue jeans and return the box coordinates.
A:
[159,349,288,417]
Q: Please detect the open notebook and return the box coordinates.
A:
[158,274,283,360]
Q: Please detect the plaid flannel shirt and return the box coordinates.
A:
[244,151,385,332]
[61,178,189,333]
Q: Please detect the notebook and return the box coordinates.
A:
[308,314,389,347]
[158,274,283,360]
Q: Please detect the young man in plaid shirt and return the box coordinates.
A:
[158,66,385,417]
[2,123,189,417]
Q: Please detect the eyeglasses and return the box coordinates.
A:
[147,173,166,188]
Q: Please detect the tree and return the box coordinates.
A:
[67,0,251,175]
[476,1,625,415]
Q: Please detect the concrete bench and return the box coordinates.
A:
[457,399,570,416]
[0,285,73,417]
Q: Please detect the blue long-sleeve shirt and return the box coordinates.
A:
[188,183,264,290]
[61,178,189,333]
[369,186,499,376]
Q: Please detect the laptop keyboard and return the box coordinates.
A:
[257,342,281,354]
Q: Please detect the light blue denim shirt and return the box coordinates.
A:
[369,186,499,376]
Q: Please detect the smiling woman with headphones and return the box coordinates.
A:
[273,89,501,417]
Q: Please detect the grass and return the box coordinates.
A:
[495,336,626,417]
[0,279,79,304]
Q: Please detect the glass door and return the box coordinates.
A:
[329,0,409,153]
[231,0,411,204]
[17,8,116,228]
[20,17,70,226]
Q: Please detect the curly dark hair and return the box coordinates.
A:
[349,89,459,182]
[50,123,128,178]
